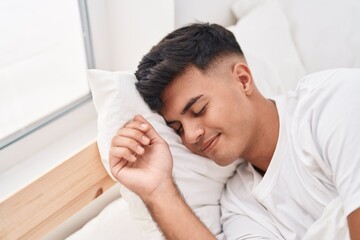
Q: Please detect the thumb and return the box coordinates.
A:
[134,115,163,142]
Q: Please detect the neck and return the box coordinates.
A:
[244,98,279,172]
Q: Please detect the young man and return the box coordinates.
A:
[109,23,360,239]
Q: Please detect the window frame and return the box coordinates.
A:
[0,0,95,150]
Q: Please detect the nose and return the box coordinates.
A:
[182,120,204,144]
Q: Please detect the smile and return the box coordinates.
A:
[201,133,220,152]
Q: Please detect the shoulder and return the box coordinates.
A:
[286,68,360,123]
[286,68,360,166]
[284,68,360,164]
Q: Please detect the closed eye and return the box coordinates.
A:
[176,125,184,135]
[192,104,208,117]
[167,121,184,135]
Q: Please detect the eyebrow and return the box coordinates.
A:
[165,94,203,125]
[181,94,203,114]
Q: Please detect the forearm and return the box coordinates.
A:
[348,207,360,240]
[143,180,216,240]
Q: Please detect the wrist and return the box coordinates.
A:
[141,178,216,240]
[142,178,180,206]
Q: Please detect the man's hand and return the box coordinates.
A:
[109,115,215,239]
[109,115,173,200]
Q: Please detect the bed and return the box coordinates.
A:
[0,143,115,239]
[1,0,359,239]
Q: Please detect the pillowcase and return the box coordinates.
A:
[230,0,266,20]
[228,0,306,97]
[277,0,360,73]
[88,69,239,239]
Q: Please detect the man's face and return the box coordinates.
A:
[160,59,258,166]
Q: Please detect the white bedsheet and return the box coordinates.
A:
[67,198,144,240]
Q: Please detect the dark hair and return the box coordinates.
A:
[135,23,244,112]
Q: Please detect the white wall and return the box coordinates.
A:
[87,0,237,72]
[86,0,112,70]
[174,0,237,28]
[87,0,175,71]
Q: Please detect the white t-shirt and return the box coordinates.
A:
[221,68,360,240]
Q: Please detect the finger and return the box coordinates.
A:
[116,119,140,134]
[122,119,146,130]
[111,135,145,155]
[110,146,137,162]
[110,157,127,178]
[117,127,150,146]
[134,115,162,141]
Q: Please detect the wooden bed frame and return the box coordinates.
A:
[0,142,115,240]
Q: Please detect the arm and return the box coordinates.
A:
[144,180,215,240]
[109,115,215,240]
[348,208,360,240]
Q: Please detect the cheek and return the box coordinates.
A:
[181,137,195,151]
[209,101,237,129]
[181,137,205,156]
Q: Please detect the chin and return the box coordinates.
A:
[213,156,238,166]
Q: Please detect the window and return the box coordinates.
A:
[0,0,93,149]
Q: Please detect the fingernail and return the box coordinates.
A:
[140,123,147,129]
[137,145,144,153]
[141,135,150,144]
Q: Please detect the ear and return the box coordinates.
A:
[233,63,254,95]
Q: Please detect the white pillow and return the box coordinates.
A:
[230,0,265,20]
[228,0,306,97]
[277,0,360,73]
[87,69,239,239]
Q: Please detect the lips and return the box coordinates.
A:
[201,133,220,152]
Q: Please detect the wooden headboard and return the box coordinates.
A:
[0,142,115,239]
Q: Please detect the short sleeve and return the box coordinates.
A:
[315,69,360,216]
